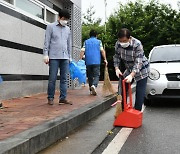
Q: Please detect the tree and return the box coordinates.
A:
[107,0,180,55]
[82,0,180,80]
[82,5,101,25]
[82,5,103,44]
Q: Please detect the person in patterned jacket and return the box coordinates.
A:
[113,28,150,111]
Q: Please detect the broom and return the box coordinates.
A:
[111,76,123,118]
[102,66,116,95]
[114,76,123,119]
[113,95,122,119]
[102,66,123,118]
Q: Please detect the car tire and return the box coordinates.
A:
[144,97,151,106]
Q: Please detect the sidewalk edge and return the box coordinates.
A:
[0,86,135,154]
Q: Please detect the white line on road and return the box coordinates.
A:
[102,128,133,154]
[102,105,146,154]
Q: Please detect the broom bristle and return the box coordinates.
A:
[102,66,123,118]
[114,95,122,118]
[102,66,116,96]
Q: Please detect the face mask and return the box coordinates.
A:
[59,20,68,26]
[120,42,130,48]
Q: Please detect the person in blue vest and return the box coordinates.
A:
[80,30,108,95]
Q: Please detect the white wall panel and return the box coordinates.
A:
[21,51,44,75]
[0,12,22,43]
[0,46,22,74]
[21,81,44,96]
[21,21,45,49]
[0,81,22,99]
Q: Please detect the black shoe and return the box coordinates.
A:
[0,102,3,109]
[48,100,54,105]
[59,99,73,105]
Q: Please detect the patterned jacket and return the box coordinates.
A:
[113,37,149,81]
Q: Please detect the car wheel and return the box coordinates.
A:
[144,97,151,106]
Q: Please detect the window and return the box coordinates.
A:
[2,0,13,5]
[150,46,180,63]
[46,9,56,23]
[16,0,44,19]
[1,0,58,24]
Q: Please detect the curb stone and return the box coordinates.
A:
[0,86,135,154]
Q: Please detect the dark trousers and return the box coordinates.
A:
[48,59,69,100]
[86,65,100,90]
[135,77,148,111]
[122,77,147,111]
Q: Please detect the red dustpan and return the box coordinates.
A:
[113,79,143,128]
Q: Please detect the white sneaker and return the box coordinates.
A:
[90,85,97,96]
[90,91,93,95]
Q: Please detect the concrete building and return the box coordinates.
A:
[0,0,81,99]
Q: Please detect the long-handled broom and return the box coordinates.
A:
[113,76,123,118]
[102,66,116,95]
[102,66,123,118]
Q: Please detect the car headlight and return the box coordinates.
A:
[148,68,160,80]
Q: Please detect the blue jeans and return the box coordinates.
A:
[48,59,69,100]
[86,65,100,90]
[135,77,148,111]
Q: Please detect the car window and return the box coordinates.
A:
[150,46,180,63]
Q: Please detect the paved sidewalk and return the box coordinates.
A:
[0,83,118,141]
[0,82,121,154]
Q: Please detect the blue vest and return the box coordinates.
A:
[85,37,101,65]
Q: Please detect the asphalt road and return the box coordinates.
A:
[39,97,180,154]
[38,104,116,154]
[120,99,180,154]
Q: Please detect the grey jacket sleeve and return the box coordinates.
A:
[43,24,52,56]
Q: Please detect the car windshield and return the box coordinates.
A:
[150,46,180,63]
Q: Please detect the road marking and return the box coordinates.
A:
[102,105,146,154]
[102,128,133,154]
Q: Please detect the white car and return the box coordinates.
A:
[145,45,180,105]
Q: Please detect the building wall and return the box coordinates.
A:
[0,0,81,100]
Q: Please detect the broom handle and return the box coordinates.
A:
[122,79,133,110]
[128,81,133,108]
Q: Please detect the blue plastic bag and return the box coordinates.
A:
[0,75,3,84]
[69,61,86,84]
[77,60,86,83]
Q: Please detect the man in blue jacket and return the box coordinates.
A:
[80,30,108,95]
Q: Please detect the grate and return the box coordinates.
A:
[166,73,180,81]
[63,2,82,88]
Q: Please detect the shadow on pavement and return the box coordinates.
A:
[148,98,180,108]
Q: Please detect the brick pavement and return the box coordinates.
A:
[0,83,118,141]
